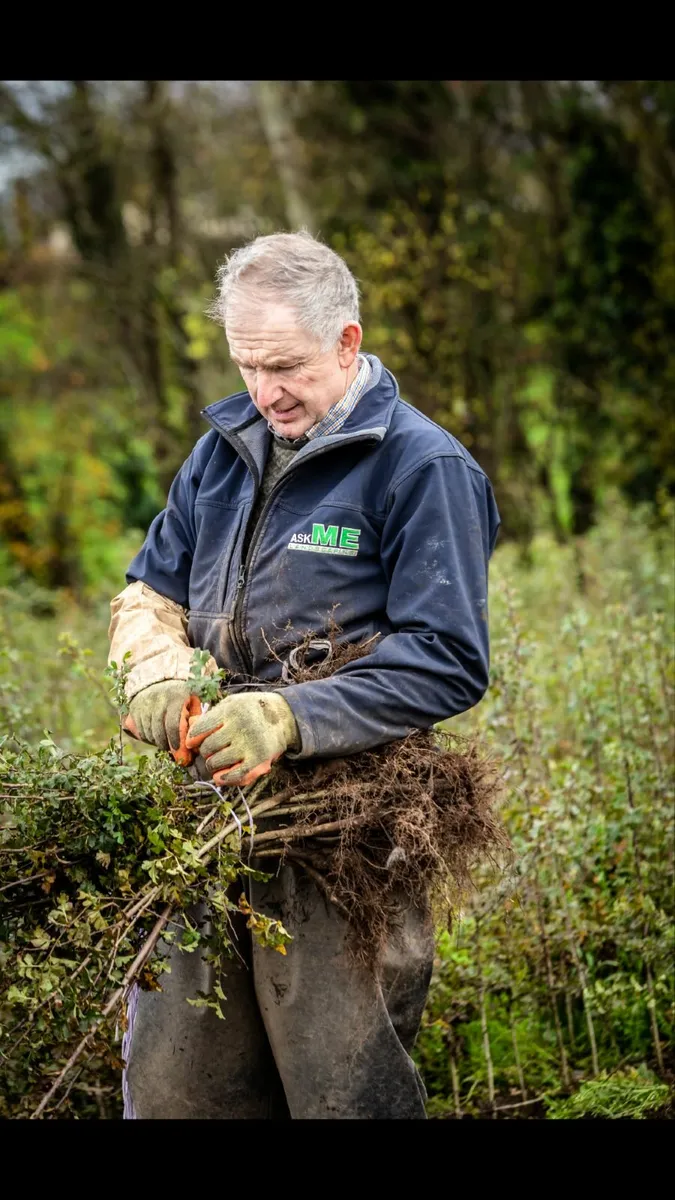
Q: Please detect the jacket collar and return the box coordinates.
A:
[200,354,400,486]
[201,353,400,444]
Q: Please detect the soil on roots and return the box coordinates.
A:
[253,633,510,964]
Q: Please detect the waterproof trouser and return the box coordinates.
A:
[123,862,434,1119]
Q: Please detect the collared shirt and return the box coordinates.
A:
[269,354,372,446]
[306,353,372,440]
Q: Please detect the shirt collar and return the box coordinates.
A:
[269,354,372,447]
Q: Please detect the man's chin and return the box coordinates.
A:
[269,416,312,440]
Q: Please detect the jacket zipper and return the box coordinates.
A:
[207,427,260,676]
[229,434,379,675]
[230,565,249,673]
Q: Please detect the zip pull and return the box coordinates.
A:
[236,565,247,593]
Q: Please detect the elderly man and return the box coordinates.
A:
[109,231,500,1120]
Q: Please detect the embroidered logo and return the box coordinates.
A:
[288,523,362,556]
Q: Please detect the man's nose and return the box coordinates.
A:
[255,372,285,408]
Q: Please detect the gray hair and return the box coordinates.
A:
[207,230,361,349]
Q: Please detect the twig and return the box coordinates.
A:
[251,789,330,813]
[44,1065,85,1117]
[27,782,337,1115]
[449,1049,462,1119]
[286,850,353,923]
[194,805,219,836]
[119,886,161,926]
[494,1094,547,1112]
[29,784,297,1115]
[241,814,365,850]
[0,870,48,893]
[197,791,294,858]
[31,900,173,1119]
[238,787,255,863]
[263,798,333,819]
[1,794,65,801]
[474,917,496,1119]
[85,888,163,997]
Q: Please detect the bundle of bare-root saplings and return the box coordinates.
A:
[0,640,507,1117]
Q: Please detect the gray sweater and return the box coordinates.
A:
[243,434,305,557]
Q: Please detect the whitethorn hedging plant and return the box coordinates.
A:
[0,651,292,1119]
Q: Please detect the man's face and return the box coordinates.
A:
[226,297,362,439]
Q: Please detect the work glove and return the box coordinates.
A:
[185,692,300,787]
[126,680,202,764]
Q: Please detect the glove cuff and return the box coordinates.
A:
[269,692,301,753]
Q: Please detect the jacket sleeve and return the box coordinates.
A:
[108,581,219,701]
[124,443,203,608]
[280,453,500,759]
[109,443,218,700]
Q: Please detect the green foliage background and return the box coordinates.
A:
[0,80,673,1117]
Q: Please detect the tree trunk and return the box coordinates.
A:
[255,81,316,232]
[145,80,206,453]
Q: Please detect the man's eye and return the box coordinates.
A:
[237,363,301,375]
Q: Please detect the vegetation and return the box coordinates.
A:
[415,499,674,1118]
[0,500,672,1117]
[0,80,673,1117]
[1,634,504,1119]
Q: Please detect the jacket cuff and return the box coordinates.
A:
[274,686,318,760]
[125,648,219,701]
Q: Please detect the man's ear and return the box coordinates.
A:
[337,322,362,368]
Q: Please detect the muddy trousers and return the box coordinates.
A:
[124,862,434,1119]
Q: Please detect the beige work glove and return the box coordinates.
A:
[185,692,300,787]
[126,680,195,756]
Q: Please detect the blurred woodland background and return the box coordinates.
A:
[0,81,673,1118]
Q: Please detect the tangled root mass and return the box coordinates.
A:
[254,634,509,963]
